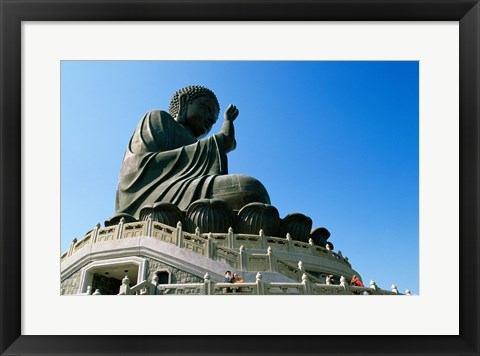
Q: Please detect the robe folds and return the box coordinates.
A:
[115,110,228,217]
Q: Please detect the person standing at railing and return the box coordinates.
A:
[223,271,234,283]
[350,275,364,294]
[233,272,244,293]
[223,271,234,293]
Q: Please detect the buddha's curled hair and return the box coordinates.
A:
[169,85,220,120]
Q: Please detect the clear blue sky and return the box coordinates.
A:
[61,61,419,294]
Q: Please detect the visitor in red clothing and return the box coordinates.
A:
[350,275,364,294]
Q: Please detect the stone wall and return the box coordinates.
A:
[145,257,203,285]
[61,269,82,295]
[60,255,204,295]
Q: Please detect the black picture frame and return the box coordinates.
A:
[1,1,479,355]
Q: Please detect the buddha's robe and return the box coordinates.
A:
[115,110,228,217]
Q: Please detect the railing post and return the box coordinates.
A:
[267,247,277,272]
[146,215,153,236]
[286,233,294,253]
[86,286,92,295]
[67,238,77,257]
[405,289,411,295]
[116,217,125,240]
[176,221,184,247]
[256,272,265,295]
[207,233,215,259]
[391,284,399,294]
[302,273,312,295]
[119,275,131,295]
[298,260,304,275]
[227,227,234,249]
[92,223,101,243]
[369,280,379,295]
[92,289,102,295]
[340,276,350,295]
[260,229,267,250]
[150,275,159,295]
[203,273,213,295]
[308,238,317,256]
[239,245,247,271]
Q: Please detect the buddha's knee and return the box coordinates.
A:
[212,174,271,209]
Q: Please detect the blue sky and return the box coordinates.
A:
[61,61,419,294]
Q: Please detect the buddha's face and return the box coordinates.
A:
[185,95,219,138]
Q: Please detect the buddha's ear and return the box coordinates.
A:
[176,93,189,123]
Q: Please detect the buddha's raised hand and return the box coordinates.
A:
[224,104,239,122]
[220,104,238,152]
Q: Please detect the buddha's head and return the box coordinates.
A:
[169,85,220,138]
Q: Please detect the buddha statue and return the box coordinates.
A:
[115,85,271,218]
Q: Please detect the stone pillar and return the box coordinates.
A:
[256,272,265,295]
[67,238,77,257]
[203,273,213,295]
[92,289,102,295]
[176,221,184,247]
[239,245,247,271]
[298,261,304,276]
[308,238,317,256]
[206,233,215,259]
[206,233,214,259]
[340,276,350,295]
[146,215,153,237]
[260,229,267,250]
[369,280,379,295]
[302,273,312,295]
[391,284,399,294]
[286,233,294,253]
[119,275,131,295]
[267,247,277,272]
[227,227,234,249]
[91,223,101,243]
[150,275,159,295]
[116,217,125,240]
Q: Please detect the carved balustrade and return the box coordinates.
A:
[102,272,406,296]
[74,269,406,296]
[64,221,352,271]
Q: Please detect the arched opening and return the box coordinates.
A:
[79,257,147,294]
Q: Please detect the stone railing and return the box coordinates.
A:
[62,219,351,270]
[62,218,326,283]
[77,273,408,296]
[62,286,102,296]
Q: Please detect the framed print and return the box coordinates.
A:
[1,0,479,355]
